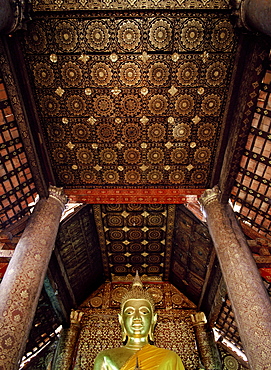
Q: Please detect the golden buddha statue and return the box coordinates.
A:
[93,273,185,370]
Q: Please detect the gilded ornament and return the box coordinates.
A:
[96,123,116,142]
[140,164,148,171]
[117,20,141,51]
[94,165,102,171]
[177,62,198,85]
[50,54,58,63]
[147,170,163,184]
[211,20,233,51]
[55,21,78,51]
[33,62,54,87]
[61,62,82,86]
[55,86,65,97]
[191,169,207,184]
[92,143,98,149]
[112,87,121,95]
[121,95,141,116]
[72,123,90,141]
[80,170,96,183]
[76,148,94,164]
[26,23,47,53]
[86,21,109,50]
[41,95,60,116]
[169,170,185,184]
[149,95,168,115]
[52,148,69,163]
[201,94,221,115]
[85,88,92,95]
[103,170,119,184]
[72,164,78,170]
[120,62,141,86]
[62,117,69,124]
[93,95,114,116]
[175,94,194,115]
[172,123,191,141]
[122,122,142,141]
[168,86,178,96]
[206,61,226,86]
[91,62,112,86]
[170,148,187,163]
[180,19,204,50]
[186,164,194,171]
[149,62,169,86]
[78,54,90,63]
[88,116,96,125]
[66,141,75,150]
[165,141,173,149]
[125,170,141,184]
[67,95,86,115]
[124,148,141,164]
[141,87,148,96]
[192,115,201,124]
[99,148,117,164]
[115,142,124,149]
[197,123,215,141]
[48,124,65,140]
[149,19,172,50]
[147,124,166,142]
[118,166,124,171]
[147,148,164,164]
[172,53,179,62]
[140,116,149,124]
[197,87,204,95]
[139,51,150,62]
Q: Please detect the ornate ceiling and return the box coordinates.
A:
[19,9,237,192]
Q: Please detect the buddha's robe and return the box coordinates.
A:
[121,344,185,370]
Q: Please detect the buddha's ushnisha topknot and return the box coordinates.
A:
[120,271,155,313]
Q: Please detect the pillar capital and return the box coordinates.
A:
[191,312,207,327]
[0,0,30,34]
[199,185,221,209]
[49,185,68,210]
[231,0,271,37]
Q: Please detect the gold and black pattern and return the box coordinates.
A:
[127,214,144,227]
[206,61,227,86]
[33,62,54,86]
[119,62,141,86]
[102,170,119,183]
[76,147,94,164]
[80,170,97,183]
[147,148,164,164]
[147,123,166,142]
[147,229,163,240]
[169,170,185,184]
[55,21,79,52]
[127,228,144,240]
[110,243,125,253]
[124,148,141,164]
[180,19,204,50]
[120,95,142,116]
[86,20,110,51]
[91,62,112,86]
[22,11,237,189]
[40,95,60,116]
[190,169,207,184]
[61,62,82,86]
[194,147,211,163]
[177,62,198,86]
[96,122,117,143]
[148,62,170,86]
[129,243,144,252]
[100,148,118,164]
[170,148,188,163]
[67,94,86,115]
[147,214,164,227]
[201,94,221,115]
[47,123,65,140]
[93,95,114,116]
[122,122,142,142]
[211,20,234,51]
[108,229,125,240]
[25,22,47,53]
[172,123,191,141]
[175,94,194,115]
[72,123,90,141]
[197,123,215,141]
[149,19,172,50]
[117,20,141,51]
[52,147,69,163]
[124,170,141,184]
[58,170,74,184]
[149,95,168,115]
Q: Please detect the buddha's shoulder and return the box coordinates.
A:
[95,347,127,357]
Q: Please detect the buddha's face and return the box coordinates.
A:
[121,299,155,339]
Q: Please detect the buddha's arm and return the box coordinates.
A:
[93,351,119,370]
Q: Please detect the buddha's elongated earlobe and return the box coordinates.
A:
[118,313,127,342]
[148,312,157,342]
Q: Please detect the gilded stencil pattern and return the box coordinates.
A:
[22,12,237,189]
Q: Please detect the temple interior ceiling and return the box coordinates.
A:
[19,10,237,189]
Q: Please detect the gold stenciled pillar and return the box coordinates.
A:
[0,186,67,370]
[199,186,271,370]
[191,312,222,370]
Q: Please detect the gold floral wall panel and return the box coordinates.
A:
[75,282,199,369]
[21,11,237,189]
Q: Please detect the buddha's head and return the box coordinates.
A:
[119,273,157,343]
